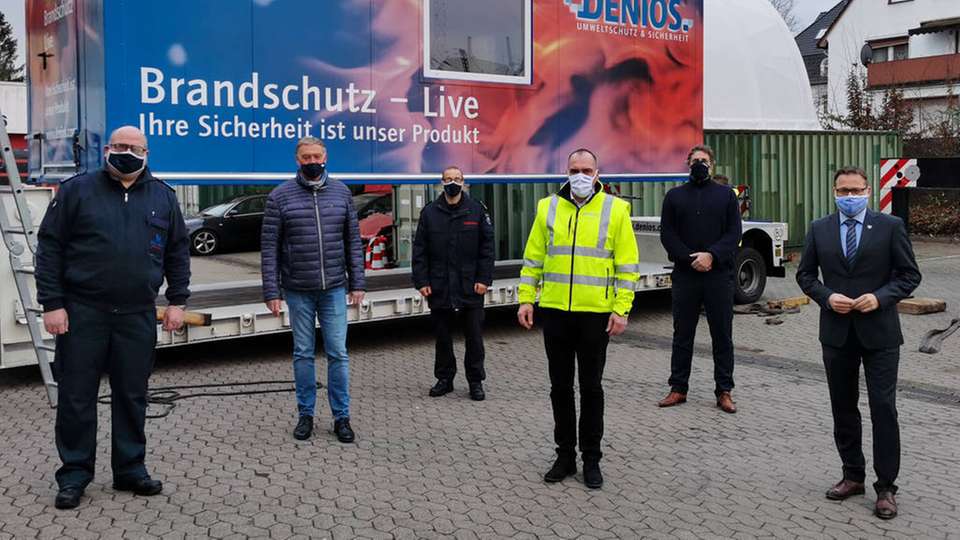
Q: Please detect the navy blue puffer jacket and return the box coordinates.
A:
[261,173,365,300]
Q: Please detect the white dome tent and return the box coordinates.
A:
[704,0,821,131]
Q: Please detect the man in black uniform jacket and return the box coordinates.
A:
[658,145,742,413]
[36,126,191,510]
[412,166,495,401]
[796,167,920,520]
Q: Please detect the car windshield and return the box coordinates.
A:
[199,203,234,217]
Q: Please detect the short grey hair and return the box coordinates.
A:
[567,148,599,169]
[295,137,326,155]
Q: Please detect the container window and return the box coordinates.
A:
[423,0,532,85]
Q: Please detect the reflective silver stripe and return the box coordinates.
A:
[596,194,615,249]
[542,273,610,287]
[616,264,641,273]
[616,279,638,291]
[547,245,613,259]
[523,258,544,269]
[545,196,559,248]
[520,276,540,287]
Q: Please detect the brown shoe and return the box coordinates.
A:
[875,492,897,520]
[825,479,866,501]
[716,391,737,414]
[657,391,687,408]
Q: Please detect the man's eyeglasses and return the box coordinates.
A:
[109,143,147,157]
[835,187,868,196]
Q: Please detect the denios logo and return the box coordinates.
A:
[563,0,693,34]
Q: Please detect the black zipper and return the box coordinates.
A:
[568,205,581,311]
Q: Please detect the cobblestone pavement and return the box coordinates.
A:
[1,242,958,539]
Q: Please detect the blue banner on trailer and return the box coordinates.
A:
[28,0,704,185]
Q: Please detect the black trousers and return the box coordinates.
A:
[668,270,735,395]
[432,306,485,383]
[822,330,900,494]
[541,308,609,462]
[53,301,157,489]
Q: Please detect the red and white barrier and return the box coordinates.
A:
[365,235,388,270]
[879,158,919,214]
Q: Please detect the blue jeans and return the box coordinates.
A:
[284,287,350,421]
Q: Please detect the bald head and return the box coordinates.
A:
[108,126,148,148]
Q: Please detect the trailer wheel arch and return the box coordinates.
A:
[740,229,774,273]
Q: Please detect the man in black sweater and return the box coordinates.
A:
[658,145,742,413]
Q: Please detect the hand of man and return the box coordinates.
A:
[690,252,714,272]
[348,290,366,305]
[419,286,432,298]
[517,303,535,330]
[474,283,488,295]
[162,306,186,332]
[852,293,880,313]
[43,308,69,335]
[828,293,856,314]
[265,299,282,317]
[606,313,628,336]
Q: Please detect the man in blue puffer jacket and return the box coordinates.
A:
[261,137,366,443]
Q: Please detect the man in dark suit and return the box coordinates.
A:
[796,166,921,520]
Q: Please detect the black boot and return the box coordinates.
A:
[429,379,454,397]
[543,455,577,483]
[583,461,603,489]
[334,418,356,443]
[293,415,313,440]
[469,382,485,401]
[54,487,84,509]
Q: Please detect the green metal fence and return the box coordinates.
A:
[706,130,902,247]
[192,129,901,257]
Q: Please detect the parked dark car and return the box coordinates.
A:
[185,194,268,255]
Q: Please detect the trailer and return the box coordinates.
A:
[8,0,790,378]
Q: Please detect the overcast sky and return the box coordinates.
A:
[0,0,844,74]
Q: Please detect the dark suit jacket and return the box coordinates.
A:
[796,209,921,349]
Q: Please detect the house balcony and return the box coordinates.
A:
[867,53,960,89]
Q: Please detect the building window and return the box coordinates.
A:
[872,47,890,64]
[820,58,829,77]
[893,44,909,61]
[423,0,533,86]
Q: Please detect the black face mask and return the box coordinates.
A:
[443,182,463,198]
[690,161,711,185]
[301,162,325,180]
[108,152,145,175]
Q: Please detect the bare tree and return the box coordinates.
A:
[769,0,800,32]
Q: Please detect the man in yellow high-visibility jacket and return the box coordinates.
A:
[517,148,639,490]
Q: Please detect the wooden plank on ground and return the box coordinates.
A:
[766,296,810,310]
[898,297,947,315]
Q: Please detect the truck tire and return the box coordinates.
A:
[734,247,766,304]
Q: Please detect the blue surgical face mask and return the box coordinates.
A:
[836,195,869,217]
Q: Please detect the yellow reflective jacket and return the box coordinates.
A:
[519,184,639,316]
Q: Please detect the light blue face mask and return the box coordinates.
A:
[836,195,869,217]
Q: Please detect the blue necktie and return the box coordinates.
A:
[845,218,858,263]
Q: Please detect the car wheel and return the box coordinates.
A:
[191,230,219,256]
[734,247,766,304]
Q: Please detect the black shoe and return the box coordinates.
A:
[113,476,163,496]
[583,461,603,489]
[293,415,314,440]
[469,382,485,401]
[429,379,454,397]
[334,418,355,443]
[54,487,84,509]
[543,456,577,483]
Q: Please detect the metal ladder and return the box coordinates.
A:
[0,110,58,407]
